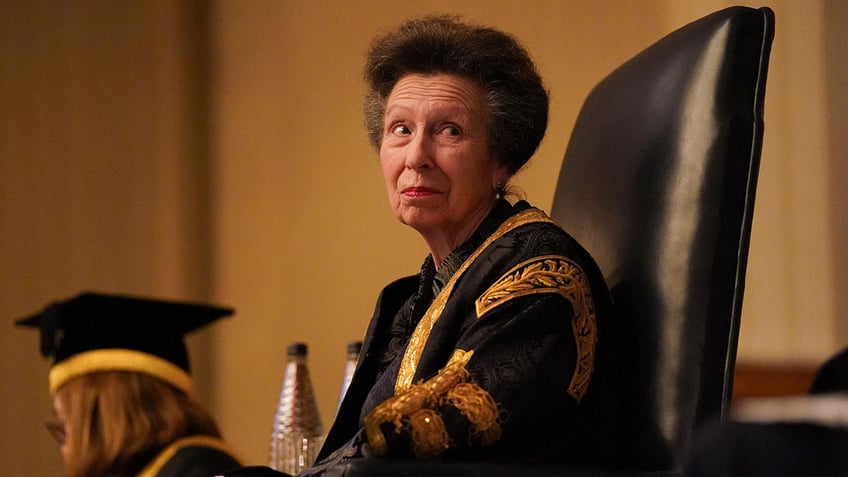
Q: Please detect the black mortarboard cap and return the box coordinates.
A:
[15,291,233,395]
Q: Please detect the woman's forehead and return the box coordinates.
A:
[386,74,486,117]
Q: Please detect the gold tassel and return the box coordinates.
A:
[407,409,449,458]
[444,382,502,445]
[364,349,504,457]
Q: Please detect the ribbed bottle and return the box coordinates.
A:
[336,340,362,412]
[269,342,323,474]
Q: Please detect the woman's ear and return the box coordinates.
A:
[492,161,510,187]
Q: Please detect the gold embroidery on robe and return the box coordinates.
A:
[475,255,597,402]
[395,208,555,393]
[365,349,503,458]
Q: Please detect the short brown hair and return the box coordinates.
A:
[363,15,549,174]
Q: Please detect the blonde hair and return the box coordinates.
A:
[57,371,221,477]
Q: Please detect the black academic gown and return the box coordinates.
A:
[313,200,619,472]
[136,435,241,477]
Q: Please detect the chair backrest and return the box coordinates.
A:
[550,6,775,471]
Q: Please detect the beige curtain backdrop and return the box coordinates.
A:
[1,0,845,474]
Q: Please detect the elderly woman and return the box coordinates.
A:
[313,14,618,470]
[226,14,619,477]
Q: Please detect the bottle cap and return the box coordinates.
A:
[347,341,362,354]
[287,342,308,356]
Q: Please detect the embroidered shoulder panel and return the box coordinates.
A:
[475,255,597,402]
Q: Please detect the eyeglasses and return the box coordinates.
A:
[45,420,66,445]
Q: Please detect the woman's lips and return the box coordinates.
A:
[402,187,439,198]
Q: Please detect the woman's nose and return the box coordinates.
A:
[404,134,434,170]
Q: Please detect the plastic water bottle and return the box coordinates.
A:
[269,342,323,474]
[336,340,362,412]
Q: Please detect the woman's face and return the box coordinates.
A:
[380,73,508,255]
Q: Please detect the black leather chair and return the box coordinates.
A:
[548,4,774,473]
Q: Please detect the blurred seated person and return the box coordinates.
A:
[684,344,848,477]
[809,344,848,394]
[225,14,619,477]
[16,292,242,477]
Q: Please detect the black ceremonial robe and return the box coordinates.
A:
[311,199,619,472]
[136,435,241,477]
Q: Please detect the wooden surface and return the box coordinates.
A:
[732,362,818,400]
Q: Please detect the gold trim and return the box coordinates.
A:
[367,349,496,458]
[475,255,597,402]
[49,349,192,395]
[475,255,592,317]
[395,208,554,393]
[135,435,241,477]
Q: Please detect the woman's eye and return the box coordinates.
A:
[442,125,461,136]
[391,124,411,135]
